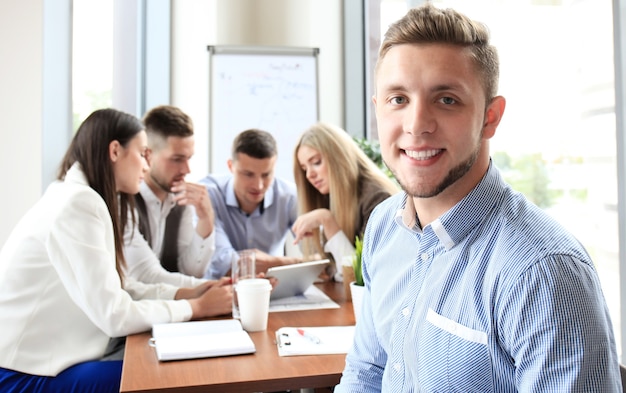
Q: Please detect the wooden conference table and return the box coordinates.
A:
[120,282,355,393]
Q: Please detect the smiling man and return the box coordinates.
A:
[199,129,301,279]
[335,4,621,392]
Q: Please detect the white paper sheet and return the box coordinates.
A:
[275,325,356,356]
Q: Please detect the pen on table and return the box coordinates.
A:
[297,328,321,344]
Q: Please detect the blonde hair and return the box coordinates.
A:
[293,122,398,256]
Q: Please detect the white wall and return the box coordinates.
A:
[171,0,344,180]
[0,0,43,248]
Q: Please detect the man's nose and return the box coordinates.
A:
[404,99,435,135]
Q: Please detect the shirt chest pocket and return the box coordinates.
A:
[412,309,493,392]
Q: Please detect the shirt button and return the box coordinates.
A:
[421,253,429,262]
[402,308,409,316]
[394,363,401,372]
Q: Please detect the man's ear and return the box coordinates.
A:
[109,140,121,162]
[144,148,153,167]
[482,96,506,139]
[227,159,234,173]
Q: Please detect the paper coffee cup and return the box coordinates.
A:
[236,278,272,332]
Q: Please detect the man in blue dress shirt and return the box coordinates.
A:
[335,4,621,392]
[199,129,301,279]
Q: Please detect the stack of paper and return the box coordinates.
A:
[275,326,355,357]
[150,319,255,361]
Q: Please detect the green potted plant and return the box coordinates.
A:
[349,236,365,321]
[353,137,394,180]
[352,236,364,286]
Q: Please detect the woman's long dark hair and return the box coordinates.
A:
[57,108,143,282]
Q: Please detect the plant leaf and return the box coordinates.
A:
[353,236,364,286]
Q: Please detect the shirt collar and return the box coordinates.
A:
[224,177,275,215]
[395,161,503,250]
[396,193,419,230]
[139,181,176,208]
[65,162,88,186]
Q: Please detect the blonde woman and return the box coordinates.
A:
[292,122,399,281]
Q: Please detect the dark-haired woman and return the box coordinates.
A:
[0,108,232,393]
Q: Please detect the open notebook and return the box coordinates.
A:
[150,319,255,361]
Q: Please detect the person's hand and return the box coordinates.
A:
[252,249,278,273]
[291,208,339,244]
[183,281,233,319]
[171,181,214,238]
[302,253,324,262]
[211,276,233,287]
[171,181,212,215]
[255,271,278,289]
[251,249,299,274]
[175,277,231,299]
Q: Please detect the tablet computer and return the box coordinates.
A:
[266,259,330,300]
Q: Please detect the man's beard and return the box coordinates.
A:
[150,173,173,193]
[388,145,479,199]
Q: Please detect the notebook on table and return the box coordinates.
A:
[266,259,330,300]
[150,319,255,361]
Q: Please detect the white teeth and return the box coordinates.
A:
[405,149,441,160]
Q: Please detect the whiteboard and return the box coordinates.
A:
[208,46,319,182]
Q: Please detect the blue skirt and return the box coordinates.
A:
[0,360,122,393]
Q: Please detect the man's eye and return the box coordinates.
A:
[391,96,407,105]
[440,97,456,105]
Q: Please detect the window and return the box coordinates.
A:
[72,0,113,129]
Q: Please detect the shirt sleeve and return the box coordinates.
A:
[176,205,216,278]
[47,190,193,338]
[498,254,621,391]
[323,230,355,282]
[335,229,386,392]
[122,276,179,300]
[123,208,206,288]
[206,216,237,279]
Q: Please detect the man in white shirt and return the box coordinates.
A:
[124,105,216,288]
